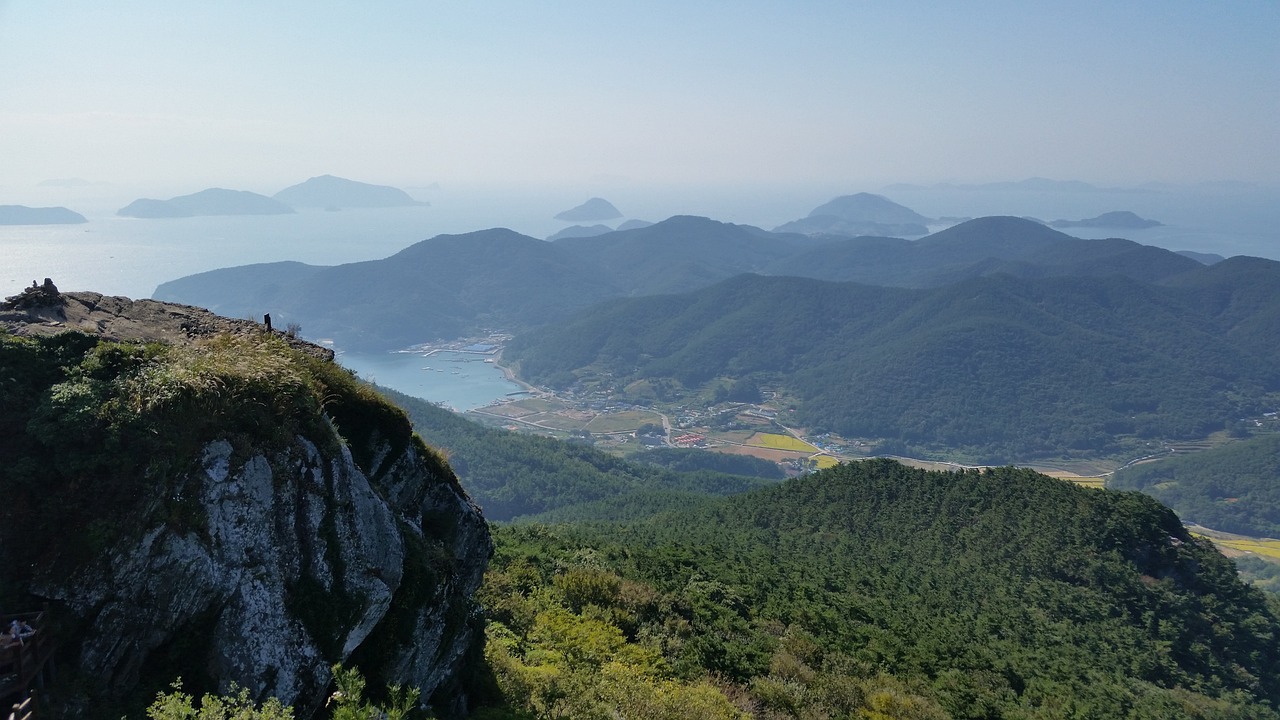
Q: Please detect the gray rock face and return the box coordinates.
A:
[1,290,333,361]
[28,404,490,716]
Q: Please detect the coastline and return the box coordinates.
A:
[492,353,538,395]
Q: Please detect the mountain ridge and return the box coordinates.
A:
[505,262,1280,462]
[156,214,1213,350]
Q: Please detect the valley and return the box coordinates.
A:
[375,332,1280,575]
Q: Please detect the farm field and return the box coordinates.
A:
[507,397,561,413]
[749,432,818,452]
[704,429,758,445]
[583,410,662,434]
[1038,470,1107,488]
[1197,535,1280,562]
[527,414,588,431]
[1187,524,1280,563]
[714,445,811,463]
[478,403,540,419]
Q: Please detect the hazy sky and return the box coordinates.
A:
[1,1,1277,195]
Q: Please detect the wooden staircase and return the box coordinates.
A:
[0,611,55,719]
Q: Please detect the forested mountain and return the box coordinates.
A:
[378,387,774,521]
[158,228,618,349]
[149,260,325,320]
[552,215,808,295]
[155,215,1204,350]
[1111,433,1280,537]
[477,460,1280,718]
[506,264,1280,462]
[766,216,1200,286]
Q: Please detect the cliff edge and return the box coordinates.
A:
[0,284,491,717]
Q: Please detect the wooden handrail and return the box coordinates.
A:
[0,610,53,709]
[8,695,33,720]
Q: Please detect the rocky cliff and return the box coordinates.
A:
[0,285,491,716]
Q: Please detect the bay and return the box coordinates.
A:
[336,350,523,411]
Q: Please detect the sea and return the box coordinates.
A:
[337,350,524,412]
[0,186,572,408]
[3,181,1277,408]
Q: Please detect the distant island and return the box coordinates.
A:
[0,205,87,225]
[1049,210,1162,229]
[117,188,295,218]
[272,174,426,209]
[554,197,622,222]
[774,192,931,237]
[547,224,613,241]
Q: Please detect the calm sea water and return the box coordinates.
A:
[0,194,577,301]
[0,191,562,408]
[337,350,522,412]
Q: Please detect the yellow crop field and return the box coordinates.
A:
[813,455,839,469]
[1203,536,1280,561]
[750,433,818,452]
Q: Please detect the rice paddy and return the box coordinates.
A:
[813,455,840,469]
[1198,535,1280,561]
[750,432,818,452]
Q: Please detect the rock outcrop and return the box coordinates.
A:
[0,291,491,716]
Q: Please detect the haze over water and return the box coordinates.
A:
[3,180,1277,303]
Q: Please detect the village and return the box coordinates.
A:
[405,337,869,476]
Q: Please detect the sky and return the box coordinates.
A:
[1,1,1278,197]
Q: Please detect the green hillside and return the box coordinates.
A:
[155,215,1204,351]
[378,387,774,521]
[476,460,1280,718]
[553,215,805,295]
[1111,433,1280,537]
[505,267,1280,462]
[158,228,619,350]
